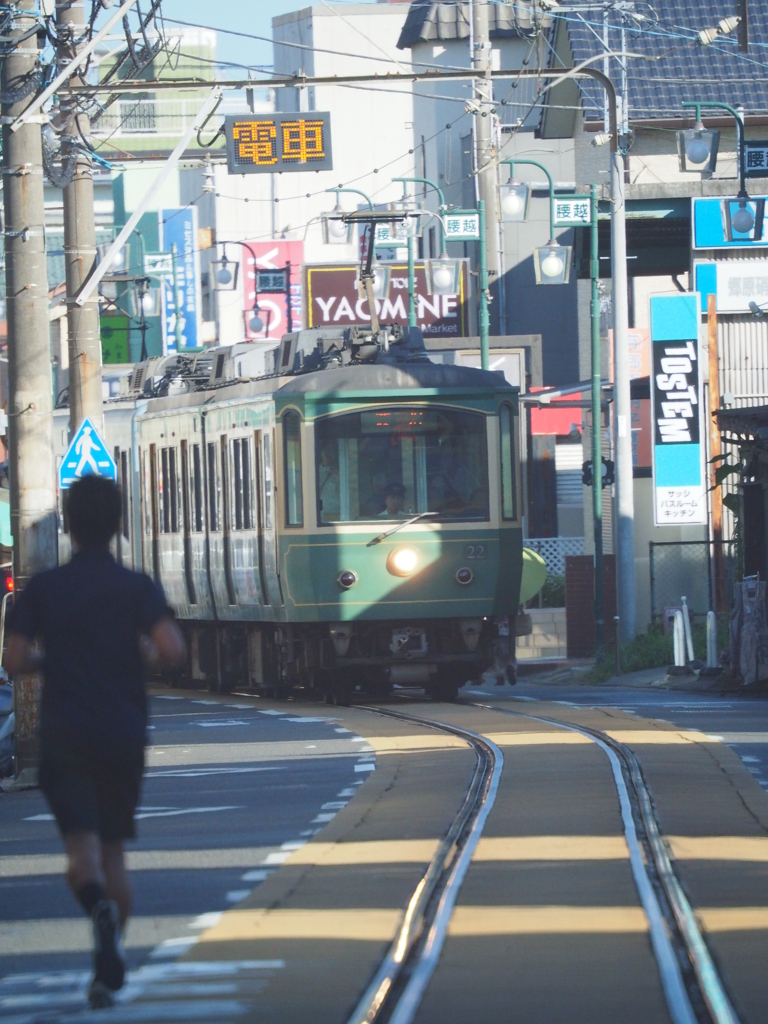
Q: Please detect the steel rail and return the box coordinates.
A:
[345,706,503,1024]
[471,701,741,1024]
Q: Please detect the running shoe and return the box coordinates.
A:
[91,899,126,991]
[88,978,115,1009]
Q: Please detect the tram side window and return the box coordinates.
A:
[231,438,254,530]
[499,403,516,520]
[119,451,130,541]
[207,442,220,531]
[159,447,180,533]
[263,434,273,529]
[283,412,303,527]
[191,443,204,532]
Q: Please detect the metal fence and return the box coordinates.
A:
[649,540,738,621]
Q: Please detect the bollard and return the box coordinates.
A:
[673,611,686,667]
[700,610,723,677]
[707,610,717,668]
[614,615,621,676]
[681,596,694,664]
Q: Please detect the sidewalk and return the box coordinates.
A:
[513,659,754,695]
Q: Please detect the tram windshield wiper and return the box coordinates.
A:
[366,512,438,547]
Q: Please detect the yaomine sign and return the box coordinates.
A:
[304,262,470,338]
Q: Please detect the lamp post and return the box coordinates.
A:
[391,178,420,329]
[681,101,752,230]
[501,158,603,647]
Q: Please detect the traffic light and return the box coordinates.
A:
[582,458,615,489]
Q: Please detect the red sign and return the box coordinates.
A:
[241,240,304,340]
[304,261,470,337]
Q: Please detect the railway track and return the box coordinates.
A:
[348,698,742,1024]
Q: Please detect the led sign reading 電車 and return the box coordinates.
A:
[361,409,438,434]
[225,113,333,174]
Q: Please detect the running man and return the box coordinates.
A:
[4,475,185,1008]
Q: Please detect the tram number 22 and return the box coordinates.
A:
[464,544,487,560]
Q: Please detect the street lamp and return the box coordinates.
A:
[357,264,391,301]
[499,178,530,222]
[677,122,720,173]
[534,243,572,285]
[426,257,461,295]
[682,101,755,237]
[322,204,352,244]
[213,245,238,289]
[501,159,573,285]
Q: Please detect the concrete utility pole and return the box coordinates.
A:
[471,0,499,330]
[57,0,103,434]
[2,0,58,776]
[611,146,635,640]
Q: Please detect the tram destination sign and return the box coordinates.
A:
[225,113,333,174]
[649,293,706,527]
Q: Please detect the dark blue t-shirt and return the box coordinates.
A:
[7,549,171,749]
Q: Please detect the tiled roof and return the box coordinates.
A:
[397,0,550,48]
[560,0,768,121]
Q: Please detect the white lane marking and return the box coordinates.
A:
[23,814,54,821]
[135,806,241,820]
[284,716,328,723]
[149,937,198,959]
[189,912,223,930]
[241,869,272,883]
[154,696,185,700]
[337,788,356,797]
[147,726,156,730]
[321,801,348,810]
[191,700,221,705]
[312,812,336,823]
[145,766,283,779]
[355,763,376,772]
[350,737,367,742]
[263,851,291,865]
[280,840,307,851]
[256,710,285,716]
[334,727,351,734]
[742,756,760,762]
[225,705,254,710]
[195,720,249,728]
[305,744,317,749]
[225,890,250,903]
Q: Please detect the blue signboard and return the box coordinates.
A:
[159,206,201,352]
[59,418,117,490]
[649,294,706,526]
[693,196,768,249]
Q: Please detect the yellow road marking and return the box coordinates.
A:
[198,908,402,943]
[289,839,440,866]
[447,906,649,935]
[473,836,630,860]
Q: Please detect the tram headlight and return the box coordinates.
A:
[387,546,419,577]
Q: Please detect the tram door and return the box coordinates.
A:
[254,429,281,605]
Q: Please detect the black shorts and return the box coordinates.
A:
[39,737,144,843]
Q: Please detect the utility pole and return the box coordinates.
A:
[2,0,58,777]
[57,0,104,435]
[611,146,635,640]
[471,0,499,332]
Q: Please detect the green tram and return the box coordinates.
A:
[60,325,523,701]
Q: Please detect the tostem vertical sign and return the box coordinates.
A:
[649,293,707,526]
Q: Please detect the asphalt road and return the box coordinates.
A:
[0,692,370,1020]
[475,680,768,791]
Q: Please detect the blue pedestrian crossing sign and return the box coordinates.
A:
[59,417,117,490]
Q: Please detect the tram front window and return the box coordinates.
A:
[316,407,489,524]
